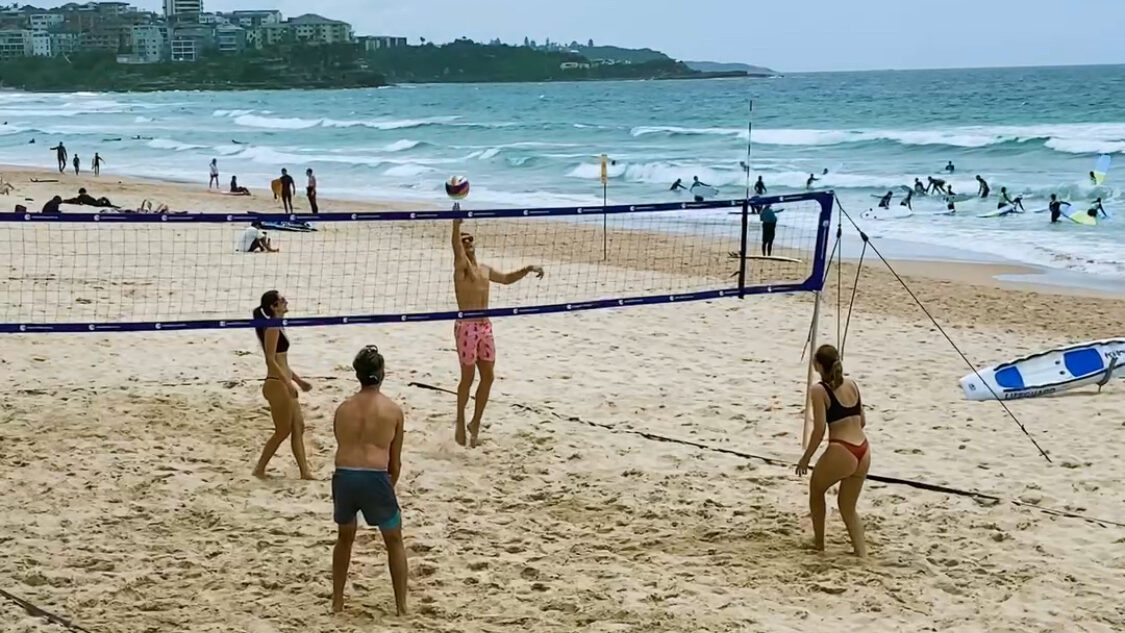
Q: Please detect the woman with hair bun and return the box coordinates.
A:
[251,290,314,479]
[796,344,869,557]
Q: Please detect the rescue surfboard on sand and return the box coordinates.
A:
[960,338,1125,401]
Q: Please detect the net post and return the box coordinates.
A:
[737,198,749,297]
[803,289,822,449]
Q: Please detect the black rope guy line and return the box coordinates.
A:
[828,193,1050,463]
[407,382,1124,529]
[0,588,94,633]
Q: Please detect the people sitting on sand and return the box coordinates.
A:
[238,222,279,253]
[0,179,13,196]
[230,176,251,196]
[670,178,686,192]
[42,195,62,213]
[63,188,118,208]
[139,199,171,213]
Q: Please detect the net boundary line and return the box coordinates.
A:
[0,193,829,224]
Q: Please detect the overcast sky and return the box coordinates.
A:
[36,0,1125,72]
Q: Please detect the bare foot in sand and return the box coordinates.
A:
[332,598,343,614]
[300,471,317,481]
[455,419,467,446]
[468,420,481,448]
[252,468,268,479]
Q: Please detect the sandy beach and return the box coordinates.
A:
[1,166,1124,633]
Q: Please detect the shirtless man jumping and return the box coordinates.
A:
[452,208,544,447]
[331,346,407,615]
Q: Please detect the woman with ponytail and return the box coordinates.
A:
[795,344,869,557]
[251,290,313,479]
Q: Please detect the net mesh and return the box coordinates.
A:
[0,195,830,330]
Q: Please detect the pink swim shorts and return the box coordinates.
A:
[454,320,495,366]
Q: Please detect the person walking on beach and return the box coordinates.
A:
[976,175,990,198]
[796,344,870,557]
[93,153,104,177]
[209,159,219,189]
[760,204,778,256]
[331,345,408,616]
[753,176,767,196]
[252,290,314,480]
[72,154,80,175]
[51,142,67,173]
[452,209,544,448]
[279,168,295,212]
[306,168,319,214]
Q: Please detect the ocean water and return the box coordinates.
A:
[1,65,1123,279]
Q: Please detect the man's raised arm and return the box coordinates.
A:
[452,210,468,269]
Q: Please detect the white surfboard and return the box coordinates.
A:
[862,207,912,221]
[960,338,1125,401]
[690,184,719,199]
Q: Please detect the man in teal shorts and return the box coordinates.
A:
[331,345,407,615]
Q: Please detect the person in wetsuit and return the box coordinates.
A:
[913,178,926,195]
[945,161,955,173]
[976,175,990,198]
[926,176,947,195]
[877,191,893,209]
[670,178,686,192]
[1048,194,1070,223]
[806,173,819,189]
[1087,197,1106,219]
[900,189,913,210]
[753,176,766,196]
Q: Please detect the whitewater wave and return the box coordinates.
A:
[632,126,747,139]
[134,116,155,123]
[381,139,422,152]
[213,109,255,117]
[234,114,321,130]
[384,164,435,177]
[147,138,205,151]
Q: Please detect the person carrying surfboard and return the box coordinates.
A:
[1090,171,1098,185]
[997,187,1023,212]
[692,176,710,188]
[806,173,819,189]
[1087,198,1106,219]
[1048,194,1070,223]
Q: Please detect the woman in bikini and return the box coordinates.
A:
[795,344,869,557]
[252,290,314,479]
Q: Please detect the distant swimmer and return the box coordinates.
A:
[877,191,893,209]
[670,178,686,192]
[806,173,819,189]
[753,176,767,196]
[945,161,955,173]
[740,161,750,173]
[796,344,870,557]
[926,176,947,194]
[1090,171,1098,185]
[760,204,777,256]
[92,152,104,177]
[331,345,408,616]
[209,158,219,189]
[822,168,829,175]
[913,178,926,195]
[976,175,990,198]
[50,142,67,173]
[452,209,544,447]
[1048,194,1070,223]
[900,189,913,210]
[1088,197,1106,219]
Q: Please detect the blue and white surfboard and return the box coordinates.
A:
[960,338,1125,401]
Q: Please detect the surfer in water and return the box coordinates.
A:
[976,175,990,198]
[913,178,926,195]
[670,178,686,192]
[1090,171,1098,185]
[900,190,913,210]
[926,177,947,195]
[806,173,820,189]
[945,161,955,174]
[753,176,766,196]
[997,187,1023,212]
[877,191,893,209]
[1087,198,1106,219]
[692,176,711,189]
[1048,194,1070,223]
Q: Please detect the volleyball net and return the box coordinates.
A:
[0,193,832,333]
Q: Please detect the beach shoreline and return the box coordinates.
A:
[3,162,1121,300]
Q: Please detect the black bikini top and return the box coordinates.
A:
[821,381,862,424]
[256,327,290,354]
